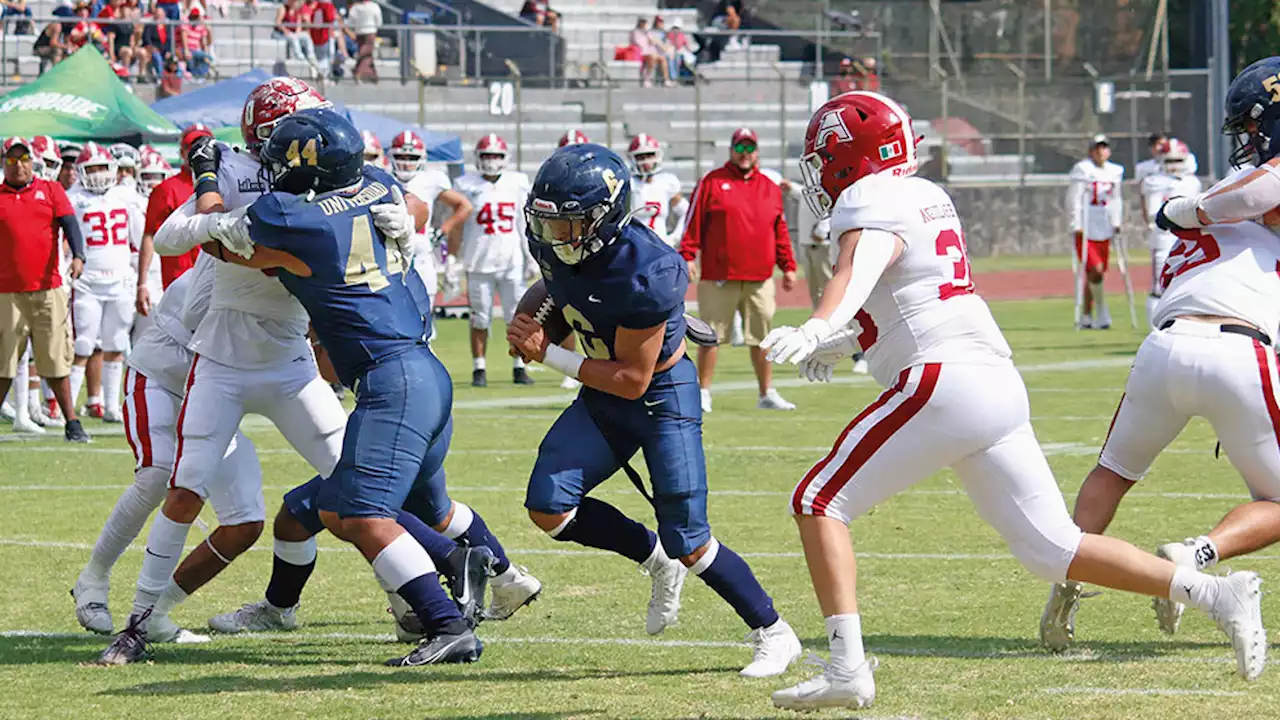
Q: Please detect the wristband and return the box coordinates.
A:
[194,172,219,199]
[542,344,585,378]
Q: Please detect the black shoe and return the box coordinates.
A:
[384,628,483,666]
[444,545,496,628]
[471,369,487,388]
[512,367,535,385]
[97,610,151,665]
[64,419,91,443]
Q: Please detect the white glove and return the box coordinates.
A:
[441,253,464,300]
[371,186,413,245]
[208,206,254,259]
[798,328,860,383]
[761,318,833,365]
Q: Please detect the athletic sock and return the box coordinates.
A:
[131,513,192,617]
[689,540,779,630]
[553,497,657,563]
[440,502,511,575]
[825,613,866,679]
[473,357,486,371]
[513,356,526,369]
[264,537,317,609]
[102,360,124,416]
[1170,565,1221,611]
[82,468,170,584]
[372,533,465,636]
[151,581,189,618]
[12,360,27,418]
[1190,535,1219,570]
[69,365,85,408]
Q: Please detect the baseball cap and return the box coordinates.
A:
[181,123,213,150]
[3,137,30,155]
[1090,133,1109,147]
[59,141,82,160]
[731,127,758,146]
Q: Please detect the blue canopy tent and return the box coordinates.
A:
[150,70,463,162]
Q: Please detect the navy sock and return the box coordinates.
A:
[556,497,657,564]
[397,572,467,636]
[697,544,779,630]
[459,508,511,575]
[397,510,459,568]
[264,554,315,609]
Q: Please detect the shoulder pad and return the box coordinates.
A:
[829,175,910,238]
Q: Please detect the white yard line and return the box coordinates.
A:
[1043,686,1245,697]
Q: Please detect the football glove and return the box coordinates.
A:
[187,136,221,179]
[208,206,254,259]
[441,254,464,301]
[370,186,413,245]
[798,328,860,383]
[761,318,833,365]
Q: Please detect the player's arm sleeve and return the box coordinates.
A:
[677,179,706,260]
[817,228,901,332]
[57,214,85,261]
[621,257,688,329]
[1198,163,1280,223]
[153,195,212,255]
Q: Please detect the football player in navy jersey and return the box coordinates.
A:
[507,144,802,677]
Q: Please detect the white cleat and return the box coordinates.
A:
[740,618,802,677]
[559,376,582,390]
[31,402,62,428]
[71,579,113,635]
[1153,539,1197,634]
[102,409,123,424]
[756,388,796,411]
[146,612,211,644]
[1206,571,1266,681]
[12,413,45,434]
[485,565,542,621]
[642,543,687,635]
[851,356,870,375]
[700,389,712,414]
[1040,581,1083,652]
[0,398,14,420]
[208,599,298,634]
[387,590,424,643]
[772,654,879,710]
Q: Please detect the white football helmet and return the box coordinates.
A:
[389,130,426,180]
[1158,138,1193,177]
[76,142,118,194]
[475,133,509,176]
[628,133,663,177]
[138,153,172,197]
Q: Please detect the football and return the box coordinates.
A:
[514,279,573,345]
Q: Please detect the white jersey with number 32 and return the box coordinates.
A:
[1152,222,1280,338]
[829,174,1012,387]
[68,185,144,286]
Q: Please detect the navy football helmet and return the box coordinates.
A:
[260,107,364,195]
[1223,56,1280,167]
[525,144,633,266]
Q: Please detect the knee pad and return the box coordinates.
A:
[74,335,96,358]
[134,466,173,509]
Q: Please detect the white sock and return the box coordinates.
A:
[152,580,189,618]
[513,356,526,369]
[371,532,436,591]
[1191,535,1219,569]
[441,502,474,540]
[826,613,866,678]
[473,356,486,371]
[1089,279,1106,317]
[69,365,85,408]
[87,394,102,407]
[132,513,193,617]
[13,361,28,417]
[82,468,169,584]
[27,386,40,414]
[102,360,124,415]
[493,564,519,584]
[1169,565,1221,612]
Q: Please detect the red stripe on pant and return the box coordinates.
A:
[134,371,152,468]
[168,356,199,488]
[1253,340,1280,454]
[791,367,912,516]
[1100,392,1127,454]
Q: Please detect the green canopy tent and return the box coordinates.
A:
[0,46,181,145]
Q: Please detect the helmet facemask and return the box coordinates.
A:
[526,197,627,266]
[391,150,423,180]
[798,150,835,219]
[478,152,507,176]
[80,162,117,193]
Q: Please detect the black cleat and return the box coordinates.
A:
[471,369,487,388]
[64,419,91,443]
[97,610,151,665]
[384,628,483,666]
[512,367,535,385]
[446,545,496,628]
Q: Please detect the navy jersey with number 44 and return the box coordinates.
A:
[532,221,688,363]
[246,166,429,387]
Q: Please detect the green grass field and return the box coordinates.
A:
[2,297,1277,719]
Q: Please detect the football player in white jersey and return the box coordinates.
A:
[389,129,472,303]
[628,133,686,248]
[1139,138,1201,326]
[66,142,143,423]
[1042,216,1280,651]
[110,143,141,193]
[452,133,536,386]
[1067,134,1125,329]
[760,91,1266,710]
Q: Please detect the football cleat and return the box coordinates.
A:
[446,544,496,628]
[757,388,796,411]
[1153,539,1197,634]
[102,408,123,424]
[208,599,298,634]
[71,579,113,635]
[851,353,869,375]
[384,628,483,666]
[485,565,542,621]
[512,367,535,385]
[12,413,45,434]
[146,613,211,644]
[388,591,425,643]
[471,369,487,388]
[642,542,686,635]
[32,399,62,427]
[64,419,91,443]
[772,654,879,711]
[740,618,802,677]
[84,403,104,419]
[700,389,712,414]
[0,398,13,420]
[1206,571,1266,681]
[97,611,152,666]
[1040,581,1084,652]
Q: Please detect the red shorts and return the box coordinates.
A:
[1074,234,1110,272]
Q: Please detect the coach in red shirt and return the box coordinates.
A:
[137,124,212,315]
[680,127,798,412]
[0,136,90,441]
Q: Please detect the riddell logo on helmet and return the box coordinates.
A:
[532,198,558,212]
[814,110,853,146]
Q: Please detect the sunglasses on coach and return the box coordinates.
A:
[732,142,757,154]
[4,154,31,165]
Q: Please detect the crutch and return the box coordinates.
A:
[1072,233,1086,330]
[1113,232,1139,329]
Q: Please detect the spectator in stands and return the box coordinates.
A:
[154,0,180,24]
[180,6,214,78]
[680,127,798,413]
[666,17,696,78]
[650,16,679,83]
[0,137,90,443]
[276,0,321,78]
[346,0,380,83]
[141,4,174,80]
[67,2,107,52]
[307,0,343,79]
[518,0,558,33]
[1,0,34,35]
[629,17,670,88]
[99,0,139,75]
[831,57,857,94]
[157,51,182,97]
[51,0,74,18]
[859,56,880,91]
[33,21,68,74]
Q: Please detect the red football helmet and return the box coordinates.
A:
[362,130,386,169]
[1157,137,1192,177]
[29,135,61,181]
[389,130,425,179]
[240,78,330,153]
[559,128,589,147]
[800,91,921,218]
[76,141,118,194]
[627,133,662,177]
[475,133,509,175]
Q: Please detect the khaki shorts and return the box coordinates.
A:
[697,279,776,346]
[0,288,74,378]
